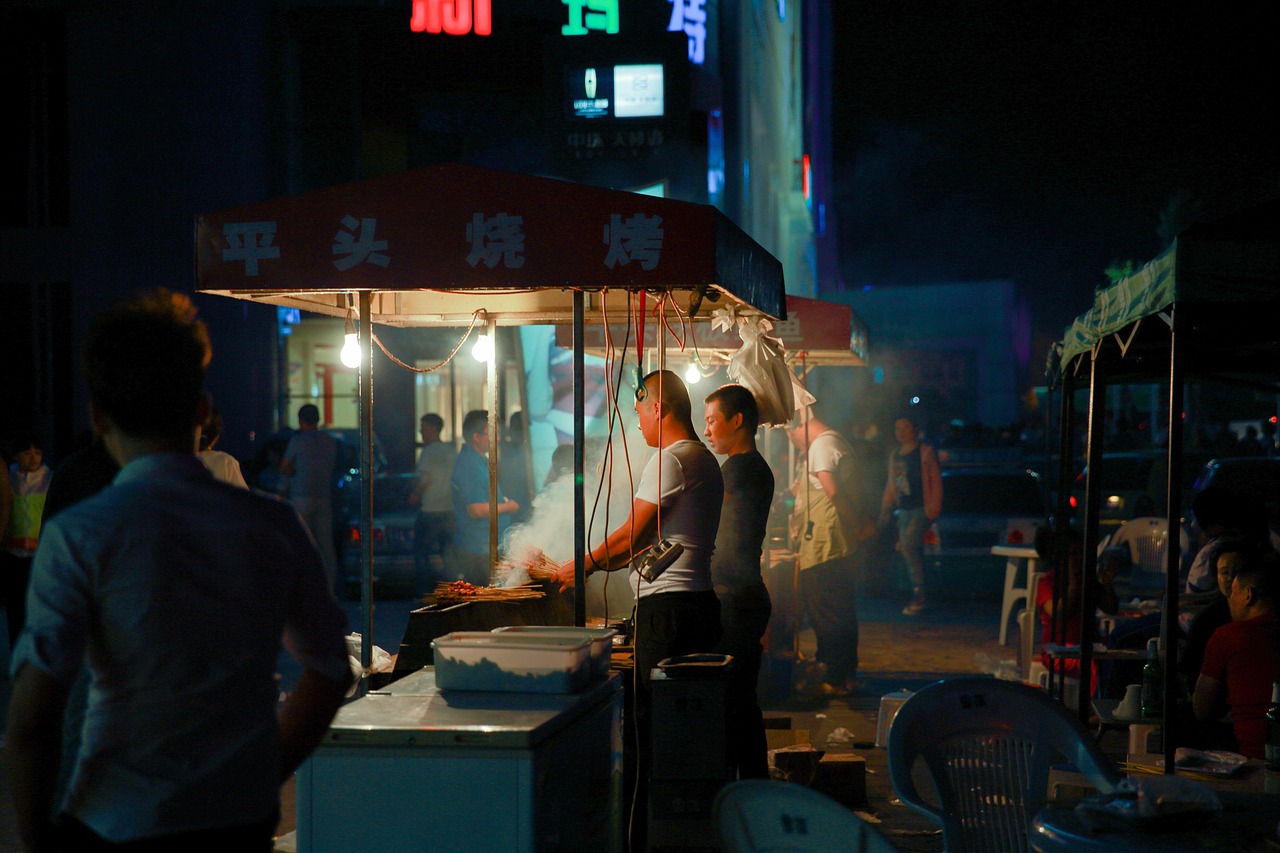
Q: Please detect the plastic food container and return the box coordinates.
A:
[431,631,592,693]
[492,626,617,679]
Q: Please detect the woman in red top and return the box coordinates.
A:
[1034,527,1119,692]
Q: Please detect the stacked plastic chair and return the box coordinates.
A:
[887,676,1123,853]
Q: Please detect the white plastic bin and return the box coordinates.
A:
[431,631,592,693]
[492,626,617,679]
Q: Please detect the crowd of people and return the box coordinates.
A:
[3,287,1274,850]
[1032,484,1280,761]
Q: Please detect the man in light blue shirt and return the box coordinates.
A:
[449,409,520,584]
[280,403,339,591]
[5,290,351,852]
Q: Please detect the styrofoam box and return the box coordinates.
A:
[492,626,617,679]
[875,691,913,748]
[431,631,592,693]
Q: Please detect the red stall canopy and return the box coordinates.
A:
[196,162,785,325]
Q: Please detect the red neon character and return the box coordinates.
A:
[410,0,492,36]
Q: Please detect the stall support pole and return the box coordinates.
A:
[573,291,587,626]
[1162,308,1185,774]
[487,314,499,577]
[358,291,374,690]
[1076,354,1106,721]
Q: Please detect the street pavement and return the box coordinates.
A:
[0,590,1033,852]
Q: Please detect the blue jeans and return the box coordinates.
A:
[895,507,930,590]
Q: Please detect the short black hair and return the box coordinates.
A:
[705,384,759,431]
[421,413,444,431]
[1234,550,1280,606]
[641,369,692,421]
[297,404,321,425]
[461,409,488,440]
[83,289,211,439]
[11,433,42,453]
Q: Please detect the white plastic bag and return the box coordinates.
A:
[712,306,815,426]
[344,633,394,697]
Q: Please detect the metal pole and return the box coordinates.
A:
[1077,353,1106,721]
[573,291,587,626]
[487,314,499,580]
[358,291,374,692]
[1163,309,1185,773]
[1051,368,1074,702]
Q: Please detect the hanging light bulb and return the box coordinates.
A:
[472,333,493,363]
[340,306,361,368]
[684,361,702,385]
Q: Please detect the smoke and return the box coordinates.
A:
[501,415,654,621]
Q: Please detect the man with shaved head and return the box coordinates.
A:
[556,369,723,845]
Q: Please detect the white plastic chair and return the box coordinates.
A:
[887,676,1122,853]
[1107,516,1189,593]
[1107,516,1188,573]
[713,779,896,853]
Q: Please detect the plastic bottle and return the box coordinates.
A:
[1266,681,1280,772]
[1141,638,1163,718]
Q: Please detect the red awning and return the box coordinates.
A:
[554,294,866,365]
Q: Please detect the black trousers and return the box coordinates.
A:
[797,553,859,684]
[715,582,772,778]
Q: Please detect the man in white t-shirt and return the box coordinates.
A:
[410,413,456,594]
[556,370,723,844]
[789,411,872,696]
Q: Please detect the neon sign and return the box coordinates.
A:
[667,0,706,64]
[562,0,619,36]
[410,0,492,36]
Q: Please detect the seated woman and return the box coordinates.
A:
[1176,539,1255,749]
[1034,526,1119,694]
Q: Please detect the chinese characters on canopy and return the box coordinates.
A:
[219,210,665,276]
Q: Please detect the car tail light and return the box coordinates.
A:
[347,526,385,544]
[1069,495,1078,509]
[923,529,939,546]
[1007,529,1024,545]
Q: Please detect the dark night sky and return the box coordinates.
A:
[829,2,1278,348]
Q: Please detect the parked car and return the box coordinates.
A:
[340,472,420,599]
[923,467,1048,579]
[1068,450,1213,532]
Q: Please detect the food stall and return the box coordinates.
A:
[196,163,786,849]
[1046,197,1279,769]
[197,162,785,651]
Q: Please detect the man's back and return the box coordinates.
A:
[417,441,456,513]
[283,429,337,507]
[18,452,347,840]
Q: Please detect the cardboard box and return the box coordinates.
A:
[814,753,867,806]
[766,727,810,752]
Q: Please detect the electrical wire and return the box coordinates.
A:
[369,309,486,374]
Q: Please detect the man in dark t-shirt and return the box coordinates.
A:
[704,384,775,779]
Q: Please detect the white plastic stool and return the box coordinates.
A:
[1127,722,1161,754]
[993,546,1040,645]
